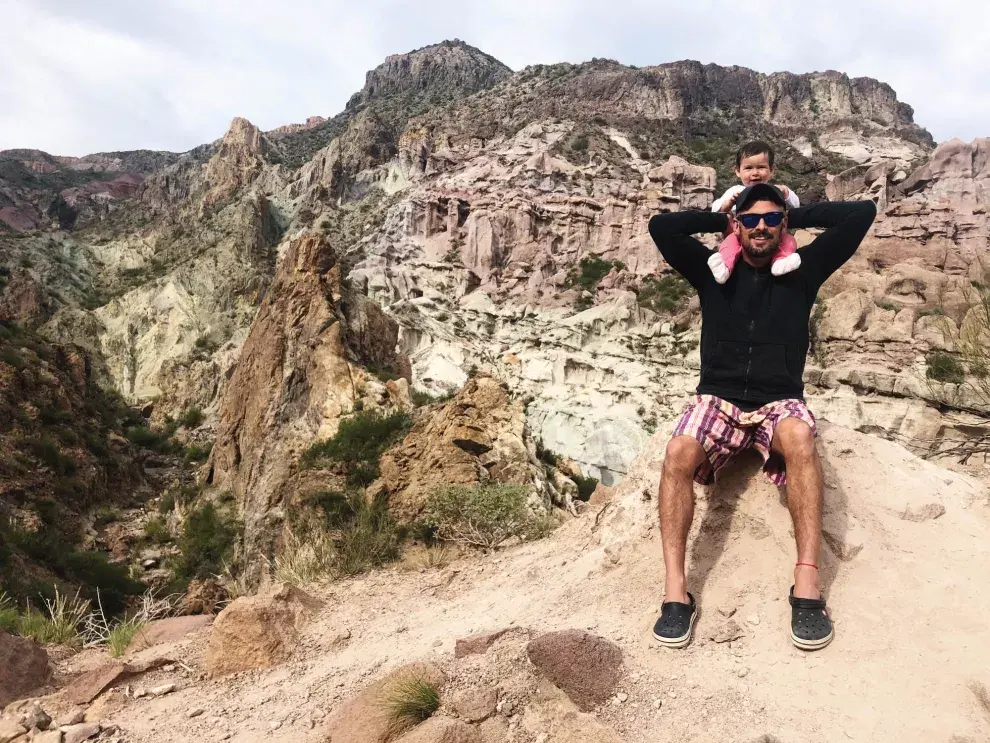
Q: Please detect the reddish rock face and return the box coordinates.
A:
[0,633,51,708]
[526,630,624,712]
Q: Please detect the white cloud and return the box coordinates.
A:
[1,0,987,155]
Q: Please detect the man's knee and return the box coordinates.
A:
[774,418,816,461]
[664,436,705,476]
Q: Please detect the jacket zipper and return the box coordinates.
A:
[742,270,758,400]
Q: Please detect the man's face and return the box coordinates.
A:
[733,199,786,261]
[735,152,774,185]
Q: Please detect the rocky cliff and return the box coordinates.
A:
[3,39,986,577]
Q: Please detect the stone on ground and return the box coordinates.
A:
[127,615,213,652]
[324,662,446,743]
[62,722,100,743]
[450,687,497,723]
[902,502,947,522]
[526,630,624,711]
[0,633,50,708]
[206,583,321,677]
[0,720,27,743]
[454,628,516,659]
[394,717,482,743]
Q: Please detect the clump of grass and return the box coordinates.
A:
[10,587,91,646]
[107,618,144,657]
[382,675,441,733]
[404,545,454,572]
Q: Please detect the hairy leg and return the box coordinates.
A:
[659,435,708,604]
[771,418,823,599]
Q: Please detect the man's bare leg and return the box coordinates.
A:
[771,418,823,600]
[659,435,708,604]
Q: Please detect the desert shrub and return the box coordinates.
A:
[183,442,212,463]
[382,674,441,733]
[278,491,400,582]
[123,425,180,454]
[335,493,401,576]
[926,352,965,384]
[144,516,170,544]
[423,483,553,550]
[917,306,947,319]
[567,257,625,293]
[300,410,412,486]
[637,273,694,315]
[176,503,240,580]
[13,587,90,646]
[875,299,898,312]
[179,407,204,429]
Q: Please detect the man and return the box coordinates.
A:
[647,183,876,650]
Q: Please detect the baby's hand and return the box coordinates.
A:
[718,191,738,212]
[778,185,791,200]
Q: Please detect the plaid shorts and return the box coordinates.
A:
[671,394,817,486]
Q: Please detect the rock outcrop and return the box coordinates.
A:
[378,375,578,519]
[0,633,51,708]
[206,232,406,557]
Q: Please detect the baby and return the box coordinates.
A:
[709,141,801,284]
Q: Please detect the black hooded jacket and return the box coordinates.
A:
[648,200,877,409]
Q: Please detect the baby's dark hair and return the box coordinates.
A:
[735,140,775,168]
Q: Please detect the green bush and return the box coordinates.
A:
[145,516,171,544]
[334,493,401,576]
[568,257,626,293]
[176,503,240,580]
[423,483,553,550]
[179,408,204,429]
[124,425,180,454]
[927,352,965,384]
[637,273,694,315]
[300,410,412,486]
[183,442,212,463]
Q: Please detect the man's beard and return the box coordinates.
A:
[742,229,781,259]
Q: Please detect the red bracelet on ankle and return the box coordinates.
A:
[796,562,819,569]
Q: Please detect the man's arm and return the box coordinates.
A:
[788,200,877,285]
[648,210,730,289]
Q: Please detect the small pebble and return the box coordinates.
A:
[187,709,205,719]
[746,614,761,626]
[737,668,749,678]
[654,699,663,710]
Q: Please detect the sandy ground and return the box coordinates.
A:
[46,423,990,743]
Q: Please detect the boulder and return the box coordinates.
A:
[454,628,515,659]
[325,663,447,743]
[526,630,624,711]
[450,687,497,723]
[62,722,100,743]
[0,720,27,743]
[206,583,321,677]
[63,658,172,705]
[127,615,213,653]
[818,289,870,340]
[0,633,51,708]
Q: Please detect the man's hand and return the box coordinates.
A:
[717,191,738,213]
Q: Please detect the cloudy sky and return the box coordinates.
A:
[2,0,987,155]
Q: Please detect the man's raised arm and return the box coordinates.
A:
[648,210,730,289]
[787,200,877,286]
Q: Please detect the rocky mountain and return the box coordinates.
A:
[1,39,986,584]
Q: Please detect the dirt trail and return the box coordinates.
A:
[66,423,990,743]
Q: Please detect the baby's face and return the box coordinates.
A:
[736,152,773,185]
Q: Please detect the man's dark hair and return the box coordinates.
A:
[735,140,775,168]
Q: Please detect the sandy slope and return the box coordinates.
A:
[60,423,990,743]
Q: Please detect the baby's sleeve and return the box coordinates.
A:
[785,189,801,209]
[711,185,744,212]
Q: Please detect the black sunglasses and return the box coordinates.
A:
[737,211,785,229]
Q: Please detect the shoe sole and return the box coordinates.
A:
[790,628,834,651]
[652,607,698,649]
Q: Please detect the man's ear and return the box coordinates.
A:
[732,215,741,239]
